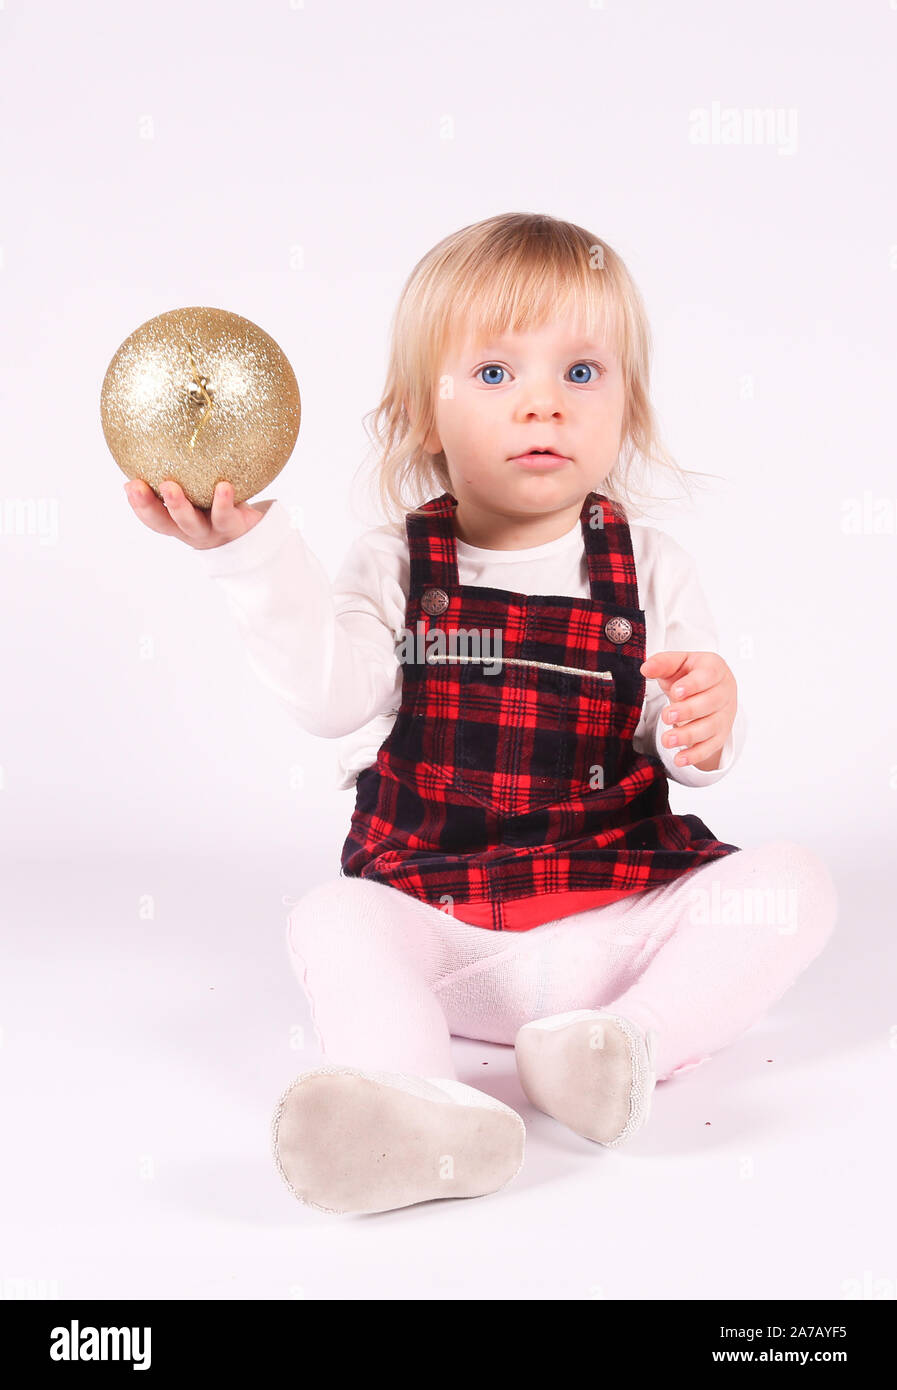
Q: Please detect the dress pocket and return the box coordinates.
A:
[450,657,617,818]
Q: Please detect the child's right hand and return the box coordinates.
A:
[124,478,267,549]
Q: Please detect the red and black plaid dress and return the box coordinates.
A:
[340,490,741,931]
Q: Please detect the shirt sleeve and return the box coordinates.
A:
[192,499,404,738]
[641,530,747,788]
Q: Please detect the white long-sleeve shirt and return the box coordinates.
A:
[194,498,747,791]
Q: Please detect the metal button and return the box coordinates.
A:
[421,586,449,616]
[604,616,633,645]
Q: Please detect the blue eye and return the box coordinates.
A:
[568,361,601,383]
[477,364,507,385]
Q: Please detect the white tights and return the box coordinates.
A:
[285,840,838,1083]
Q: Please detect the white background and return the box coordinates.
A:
[1,0,895,1305]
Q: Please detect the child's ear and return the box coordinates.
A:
[422,425,442,455]
[405,400,441,456]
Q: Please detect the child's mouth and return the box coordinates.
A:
[511,451,570,471]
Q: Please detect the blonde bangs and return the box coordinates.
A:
[435,248,625,371]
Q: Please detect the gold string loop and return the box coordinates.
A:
[186,346,214,449]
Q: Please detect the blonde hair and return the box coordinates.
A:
[355,211,724,526]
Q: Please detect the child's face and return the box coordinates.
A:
[424,316,625,518]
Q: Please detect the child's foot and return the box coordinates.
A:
[272,1065,526,1214]
[514,1010,656,1147]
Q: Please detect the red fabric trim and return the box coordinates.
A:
[449,885,646,932]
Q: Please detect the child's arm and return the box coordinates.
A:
[635,529,747,788]
[191,499,403,738]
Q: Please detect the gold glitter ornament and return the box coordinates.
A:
[100,306,301,508]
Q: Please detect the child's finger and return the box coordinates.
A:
[661,712,719,751]
[160,480,212,542]
[663,681,725,727]
[668,657,724,701]
[209,480,239,533]
[209,482,266,540]
[672,731,724,767]
[125,479,186,539]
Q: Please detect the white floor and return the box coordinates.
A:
[2,844,893,1302]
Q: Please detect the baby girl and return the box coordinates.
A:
[125,212,838,1217]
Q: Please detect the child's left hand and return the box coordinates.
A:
[639,651,737,771]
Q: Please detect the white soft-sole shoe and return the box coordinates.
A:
[514,1010,656,1148]
[272,1065,526,1215]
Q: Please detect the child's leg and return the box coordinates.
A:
[437,840,837,1074]
[285,876,460,1077]
[430,840,837,1146]
[600,839,839,1080]
[277,876,526,1213]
